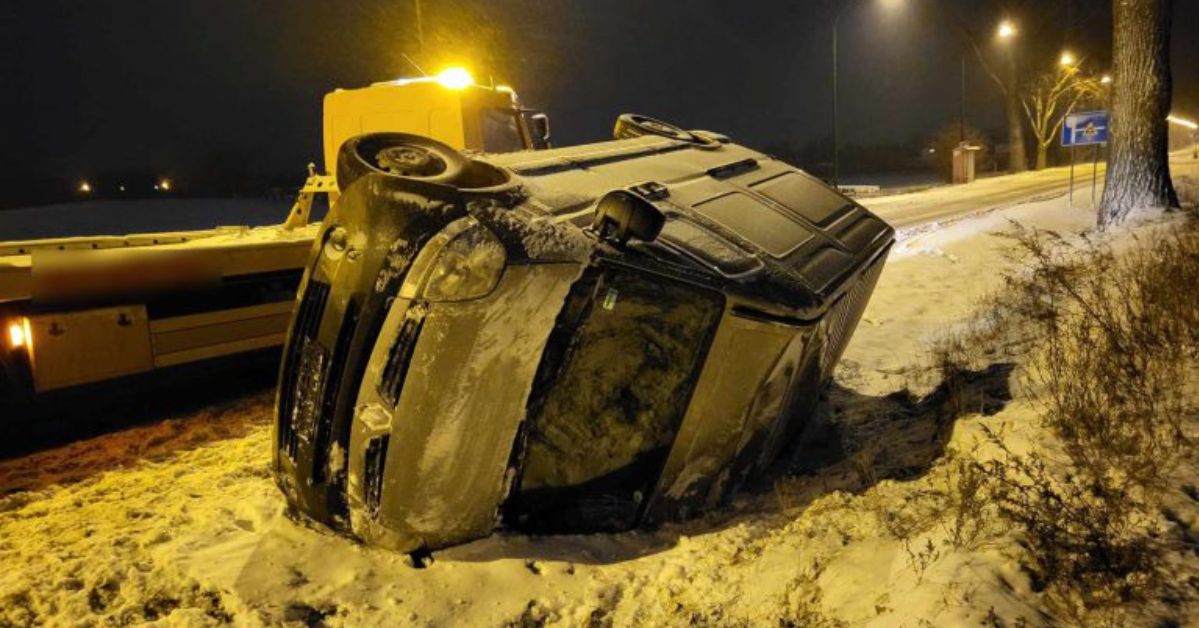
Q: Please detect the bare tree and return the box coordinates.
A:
[1099,0,1179,226]
[936,1,1091,174]
[963,35,1029,173]
[1020,64,1102,170]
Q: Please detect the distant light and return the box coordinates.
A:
[997,20,1016,39]
[1101,74,1113,84]
[928,148,936,154]
[119,185,126,192]
[1168,115,1199,130]
[8,318,30,351]
[1059,51,1076,67]
[79,181,92,193]
[158,178,172,191]
[434,67,473,90]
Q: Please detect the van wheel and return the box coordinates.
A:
[613,114,720,148]
[338,133,468,190]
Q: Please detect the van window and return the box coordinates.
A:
[692,192,813,258]
[657,218,762,276]
[508,268,723,531]
[751,171,854,227]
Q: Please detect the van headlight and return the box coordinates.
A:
[400,217,506,302]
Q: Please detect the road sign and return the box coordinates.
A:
[1062,110,1110,147]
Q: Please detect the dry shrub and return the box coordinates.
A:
[977,425,1160,608]
[1004,223,1197,487]
[779,560,847,628]
[942,454,988,550]
[969,219,1199,617]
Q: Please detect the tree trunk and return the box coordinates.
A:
[1036,144,1049,170]
[1099,0,1179,226]
[1004,50,1028,173]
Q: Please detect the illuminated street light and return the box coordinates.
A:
[158,178,172,191]
[1101,74,1113,84]
[434,67,473,90]
[997,20,1017,40]
[79,181,92,193]
[832,0,907,186]
[1059,51,1076,67]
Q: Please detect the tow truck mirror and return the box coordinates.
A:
[529,113,551,147]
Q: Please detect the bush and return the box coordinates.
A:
[937,217,1199,620]
[1003,223,1197,487]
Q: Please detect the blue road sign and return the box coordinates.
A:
[1062,110,1110,146]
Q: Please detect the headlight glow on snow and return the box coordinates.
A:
[400,218,505,302]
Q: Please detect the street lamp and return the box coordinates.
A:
[832,0,904,187]
[1059,51,1076,67]
[997,20,1017,40]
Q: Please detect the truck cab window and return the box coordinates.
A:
[481,108,525,153]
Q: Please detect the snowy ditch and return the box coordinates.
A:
[2,189,1196,626]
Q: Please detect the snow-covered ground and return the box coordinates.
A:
[2,172,1197,626]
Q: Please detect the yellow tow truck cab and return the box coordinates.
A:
[0,71,547,414]
[324,75,547,170]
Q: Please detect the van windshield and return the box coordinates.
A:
[481,108,526,153]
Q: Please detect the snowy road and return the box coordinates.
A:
[861,161,1108,228]
[863,151,1198,229]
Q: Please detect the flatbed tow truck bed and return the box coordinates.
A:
[0,224,318,400]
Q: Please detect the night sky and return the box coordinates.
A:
[2,0,1197,203]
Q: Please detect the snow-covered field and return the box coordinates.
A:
[0,198,309,242]
[2,179,1196,626]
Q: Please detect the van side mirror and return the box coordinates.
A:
[593,189,665,245]
[529,113,551,147]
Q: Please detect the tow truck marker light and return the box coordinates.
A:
[8,319,30,350]
[434,67,473,90]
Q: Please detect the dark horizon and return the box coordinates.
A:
[2,0,1196,208]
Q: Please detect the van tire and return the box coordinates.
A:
[338,133,468,190]
[613,114,721,149]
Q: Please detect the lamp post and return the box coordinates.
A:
[959,52,966,143]
[831,0,903,187]
[832,7,846,187]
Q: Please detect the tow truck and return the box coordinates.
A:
[0,68,550,417]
